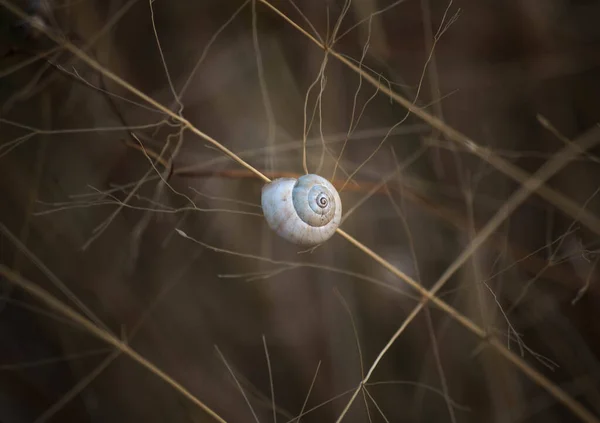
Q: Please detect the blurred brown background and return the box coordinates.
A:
[1,0,600,422]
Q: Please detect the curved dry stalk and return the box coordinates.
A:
[176,228,420,300]
[334,0,410,43]
[0,1,269,185]
[0,117,163,133]
[337,1,458,190]
[178,1,251,102]
[0,223,111,333]
[331,15,372,182]
[33,350,121,423]
[385,182,456,423]
[0,297,87,330]
[49,63,164,113]
[80,132,173,250]
[363,387,389,423]
[215,346,261,423]
[341,146,427,223]
[34,198,263,218]
[285,387,355,423]
[0,348,111,371]
[0,46,62,79]
[0,265,228,423]
[333,120,600,422]
[148,0,182,112]
[252,0,277,174]
[252,4,600,421]
[293,360,321,423]
[301,50,328,174]
[3,0,142,111]
[257,0,600,238]
[119,123,426,195]
[286,0,323,45]
[366,380,471,411]
[333,288,376,422]
[3,2,599,422]
[262,335,277,423]
[0,118,163,157]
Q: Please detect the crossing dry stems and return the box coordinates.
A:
[1,1,599,422]
[0,265,228,423]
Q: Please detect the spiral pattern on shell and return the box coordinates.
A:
[261,174,342,246]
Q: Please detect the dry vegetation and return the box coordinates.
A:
[1,0,600,422]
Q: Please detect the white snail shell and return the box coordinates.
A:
[261,174,342,246]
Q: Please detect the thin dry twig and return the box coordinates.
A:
[215,346,261,423]
[33,350,122,423]
[262,335,277,423]
[257,0,600,237]
[0,266,228,423]
[3,2,599,422]
[293,360,321,423]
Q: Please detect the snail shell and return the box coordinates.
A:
[261,174,342,246]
